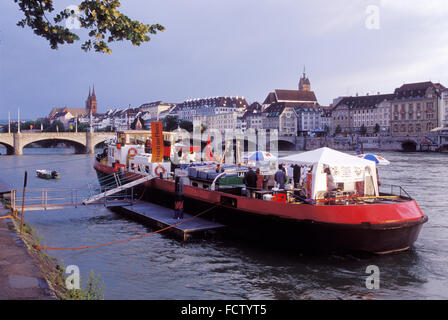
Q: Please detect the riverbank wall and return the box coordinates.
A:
[291,136,436,152]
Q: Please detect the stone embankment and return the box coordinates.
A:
[0,205,55,300]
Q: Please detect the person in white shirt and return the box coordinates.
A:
[324,167,337,191]
[286,164,294,184]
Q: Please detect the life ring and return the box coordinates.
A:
[127,147,138,158]
[154,164,166,176]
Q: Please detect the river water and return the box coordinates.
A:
[0,147,447,299]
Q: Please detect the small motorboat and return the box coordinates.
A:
[36,169,60,179]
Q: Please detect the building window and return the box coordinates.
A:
[400,104,406,120]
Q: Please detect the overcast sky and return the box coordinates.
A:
[1,0,448,119]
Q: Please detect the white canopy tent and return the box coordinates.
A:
[279,147,378,199]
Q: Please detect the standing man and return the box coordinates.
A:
[293,164,301,188]
[286,164,294,185]
[174,176,184,219]
[274,164,287,189]
[324,167,337,192]
[243,166,257,197]
[255,168,264,190]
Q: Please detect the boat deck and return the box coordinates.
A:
[108,201,225,241]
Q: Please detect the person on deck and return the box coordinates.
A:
[325,167,337,192]
[216,163,224,173]
[243,166,257,197]
[274,164,287,189]
[255,168,264,190]
[174,176,184,219]
[286,164,294,184]
[293,164,301,188]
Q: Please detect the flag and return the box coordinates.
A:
[205,135,213,161]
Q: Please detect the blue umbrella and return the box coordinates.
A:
[357,154,390,165]
[247,151,277,162]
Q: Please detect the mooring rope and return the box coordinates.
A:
[34,204,218,251]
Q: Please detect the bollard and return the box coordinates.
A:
[20,171,28,235]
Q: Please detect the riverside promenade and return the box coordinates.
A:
[0,206,54,300]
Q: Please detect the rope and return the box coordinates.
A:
[0,216,13,220]
[34,204,218,251]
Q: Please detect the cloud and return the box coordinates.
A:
[318,42,448,103]
[305,2,367,36]
[380,0,448,16]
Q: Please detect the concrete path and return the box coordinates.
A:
[0,208,55,300]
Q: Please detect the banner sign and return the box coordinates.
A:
[331,166,364,183]
[151,122,164,163]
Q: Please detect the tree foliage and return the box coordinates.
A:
[334,125,342,135]
[374,123,380,134]
[360,124,367,135]
[163,115,179,132]
[179,120,193,132]
[47,120,65,132]
[14,0,165,53]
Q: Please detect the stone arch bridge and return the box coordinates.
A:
[0,132,115,155]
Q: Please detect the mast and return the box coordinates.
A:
[17,108,20,133]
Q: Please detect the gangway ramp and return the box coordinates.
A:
[82,175,154,204]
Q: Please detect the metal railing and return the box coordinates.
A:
[11,187,87,211]
[8,172,138,211]
[380,184,413,199]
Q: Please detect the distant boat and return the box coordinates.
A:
[36,169,60,180]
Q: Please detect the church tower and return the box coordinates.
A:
[85,85,98,114]
[298,66,311,92]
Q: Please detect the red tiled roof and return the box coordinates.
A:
[263,90,317,105]
[263,92,277,105]
[275,89,317,103]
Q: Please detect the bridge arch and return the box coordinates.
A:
[439,144,448,152]
[401,140,417,152]
[22,138,87,154]
[91,135,115,151]
[0,133,15,155]
[0,142,14,155]
[0,132,116,155]
[276,139,296,151]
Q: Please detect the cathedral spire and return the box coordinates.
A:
[86,85,98,115]
[299,66,311,92]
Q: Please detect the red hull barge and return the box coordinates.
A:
[94,161,427,254]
